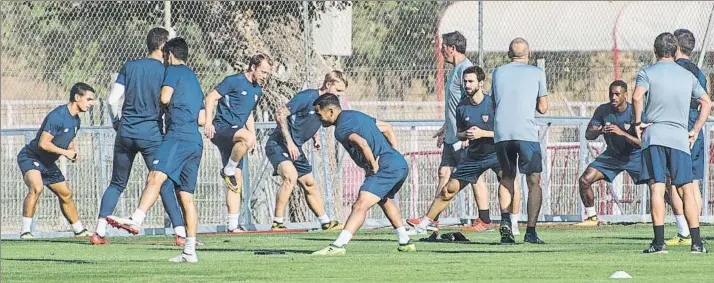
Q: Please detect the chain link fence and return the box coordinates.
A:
[3,1,714,235]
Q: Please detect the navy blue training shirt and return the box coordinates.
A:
[271,89,322,147]
[676,58,708,131]
[27,105,81,163]
[115,58,165,141]
[334,110,402,170]
[162,65,205,145]
[212,73,263,129]
[456,95,495,159]
[589,103,640,159]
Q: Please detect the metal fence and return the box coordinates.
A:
[3,117,714,236]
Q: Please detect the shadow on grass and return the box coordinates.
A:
[4,258,95,264]
[591,236,651,241]
[429,249,563,254]
[148,247,314,254]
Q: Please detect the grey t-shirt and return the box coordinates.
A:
[444,59,473,144]
[638,61,706,154]
[492,62,548,143]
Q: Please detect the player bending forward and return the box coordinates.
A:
[108,37,207,262]
[204,54,271,233]
[18,83,95,238]
[408,65,504,233]
[311,94,416,255]
[267,71,347,230]
[576,80,643,226]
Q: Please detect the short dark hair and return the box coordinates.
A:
[442,31,467,54]
[163,37,189,62]
[69,82,95,102]
[146,27,169,52]
[463,65,485,82]
[674,29,696,56]
[249,53,273,70]
[654,32,678,58]
[609,80,628,92]
[313,93,341,109]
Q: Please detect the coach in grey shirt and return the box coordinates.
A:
[633,32,710,254]
[491,38,548,245]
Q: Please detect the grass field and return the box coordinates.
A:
[2,224,713,282]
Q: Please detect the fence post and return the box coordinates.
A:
[703,123,710,217]
[98,131,107,215]
[320,128,334,219]
[242,154,252,229]
[477,0,484,67]
[577,122,589,219]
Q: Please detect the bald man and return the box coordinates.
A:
[491,38,548,245]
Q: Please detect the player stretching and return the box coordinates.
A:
[492,38,548,245]
[408,66,502,232]
[575,80,642,226]
[267,71,347,230]
[93,27,187,246]
[108,37,207,262]
[311,94,415,255]
[665,28,708,246]
[633,32,710,254]
[204,54,272,233]
[18,83,95,238]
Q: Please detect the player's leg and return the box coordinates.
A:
[216,136,244,233]
[495,141,518,244]
[380,195,415,252]
[46,180,90,237]
[222,128,255,184]
[665,182,691,245]
[575,166,607,226]
[408,178,469,230]
[169,148,202,263]
[273,160,299,230]
[668,148,706,253]
[20,169,44,238]
[463,154,501,232]
[139,139,187,241]
[297,173,340,230]
[640,146,669,253]
[431,145,460,230]
[312,190,382,255]
[226,167,243,232]
[94,137,137,243]
[518,141,545,244]
[511,180,522,235]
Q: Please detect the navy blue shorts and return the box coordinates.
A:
[451,152,501,183]
[361,154,409,200]
[210,125,244,169]
[109,136,162,188]
[495,140,543,176]
[152,139,203,194]
[265,137,312,178]
[640,146,693,187]
[690,136,704,180]
[17,147,65,186]
[440,142,465,167]
[588,152,642,183]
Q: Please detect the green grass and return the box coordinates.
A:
[2,224,712,282]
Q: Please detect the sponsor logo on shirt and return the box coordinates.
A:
[241,90,247,96]
[64,128,69,133]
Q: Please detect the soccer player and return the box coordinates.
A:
[664,28,708,246]
[93,27,187,246]
[575,80,642,226]
[492,38,548,245]
[633,32,710,254]
[408,66,502,232]
[430,31,507,231]
[267,71,347,230]
[311,94,415,255]
[203,54,271,233]
[18,82,95,239]
[108,37,207,262]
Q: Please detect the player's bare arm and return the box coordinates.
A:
[585,124,603,141]
[536,96,548,114]
[107,82,126,122]
[276,106,299,159]
[603,124,641,148]
[160,86,174,106]
[690,95,712,145]
[632,85,648,139]
[198,109,206,127]
[313,131,321,151]
[39,132,76,161]
[376,120,397,148]
[203,89,222,139]
[348,133,378,175]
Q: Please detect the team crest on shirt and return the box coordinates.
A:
[624,123,631,130]
[33,162,39,167]
[482,115,489,123]
[241,90,247,96]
